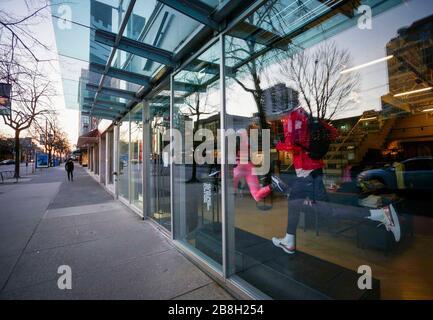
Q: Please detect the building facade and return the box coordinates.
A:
[53,0,433,299]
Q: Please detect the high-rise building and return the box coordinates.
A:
[261,83,299,120]
[383,14,433,114]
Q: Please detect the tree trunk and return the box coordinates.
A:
[253,92,268,130]
[188,117,200,183]
[14,129,20,179]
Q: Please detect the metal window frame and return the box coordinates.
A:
[87,0,365,300]
[217,0,283,299]
[166,0,277,300]
[170,73,175,240]
[89,62,151,87]
[143,100,150,220]
[169,29,223,276]
[89,0,137,116]
[157,0,219,30]
[94,29,177,67]
[219,33,229,279]
[129,103,145,217]
[86,83,138,101]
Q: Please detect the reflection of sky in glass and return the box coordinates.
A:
[226,0,433,120]
[174,41,220,123]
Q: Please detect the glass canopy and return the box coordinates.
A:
[52,0,356,120]
[51,0,213,120]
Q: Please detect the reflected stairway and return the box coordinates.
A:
[324,111,397,177]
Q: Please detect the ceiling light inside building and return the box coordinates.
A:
[359,117,377,121]
[394,87,432,97]
[340,55,394,74]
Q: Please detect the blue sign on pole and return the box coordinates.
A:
[36,153,49,168]
[0,83,12,116]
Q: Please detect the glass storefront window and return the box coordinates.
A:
[148,86,172,230]
[107,129,114,185]
[118,115,130,201]
[130,105,144,210]
[173,40,223,267]
[223,0,433,299]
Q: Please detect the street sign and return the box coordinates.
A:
[36,153,49,168]
[0,83,12,116]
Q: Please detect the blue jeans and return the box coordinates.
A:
[286,171,369,235]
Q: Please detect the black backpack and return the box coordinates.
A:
[295,116,332,160]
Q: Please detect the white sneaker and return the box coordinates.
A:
[270,175,287,193]
[272,237,295,254]
[369,204,401,242]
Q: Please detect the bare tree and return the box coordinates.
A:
[225,1,359,123]
[30,114,70,166]
[1,63,55,177]
[0,0,55,178]
[279,41,359,121]
[0,0,51,63]
[225,0,295,131]
[178,73,219,182]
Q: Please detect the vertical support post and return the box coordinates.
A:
[99,135,103,183]
[143,101,150,219]
[113,124,119,199]
[105,131,110,187]
[128,113,131,204]
[94,144,97,174]
[170,73,175,240]
[220,34,235,279]
[88,147,91,171]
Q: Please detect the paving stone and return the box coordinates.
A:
[0,166,232,300]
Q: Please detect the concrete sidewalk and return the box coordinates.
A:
[0,166,233,300]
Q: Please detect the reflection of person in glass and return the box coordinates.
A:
[272,107,401,254]
[232,129,288,202]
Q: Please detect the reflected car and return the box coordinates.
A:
[0,159,15,165]
[357,157,433,191]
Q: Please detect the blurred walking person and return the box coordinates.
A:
[65,158,74,181]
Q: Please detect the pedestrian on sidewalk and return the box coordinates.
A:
[65,158,74,181]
